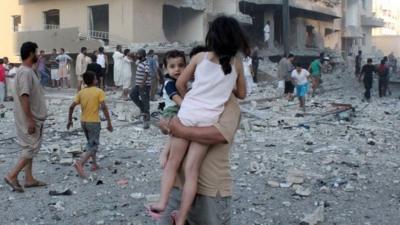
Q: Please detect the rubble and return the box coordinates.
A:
[1,62,400,224]
[300,204,325,225]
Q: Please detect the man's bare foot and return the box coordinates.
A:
[73,161,86,177]
[24,179,47,188]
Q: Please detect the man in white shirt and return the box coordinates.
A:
[112,45,124,89]
[264,21,270,48]
[291,63,310,111]
[75,47,88,91]
[56,48,73,88]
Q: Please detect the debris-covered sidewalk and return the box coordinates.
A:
[0,66,400,225]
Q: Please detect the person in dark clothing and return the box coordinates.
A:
[378,59,389,97]
[86,55,103,88]
[360,58,376,101]
[355,50,362,79]
[250,47,261,83]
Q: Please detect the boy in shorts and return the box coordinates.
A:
[292,63,310,112]
[67,71,113,177]
[159,50,186,168]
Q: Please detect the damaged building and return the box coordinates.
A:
[1,0,383,59]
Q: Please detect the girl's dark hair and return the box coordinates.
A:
[189,45,208,58]
[206,16,250,75]
[124,49,130,56]
[163,50,186,68]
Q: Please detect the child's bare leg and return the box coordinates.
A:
[74,152,91,177]
[176,142,208,225]
[152,136,189,212]
[160,137,171,169]
[90,152,99,171]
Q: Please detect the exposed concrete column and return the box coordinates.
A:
[293,17,306,50]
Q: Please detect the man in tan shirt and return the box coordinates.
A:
[158,95,240,225]
[4,42,48,193]
[75,47,89,91]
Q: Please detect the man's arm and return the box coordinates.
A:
[21,95,36,134]
[67,102,78,130]
[168,117,226,145]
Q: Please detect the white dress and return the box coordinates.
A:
[177,52,238,127]
[121,56,132,90]
[113,51,124,86]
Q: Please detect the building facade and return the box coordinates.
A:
[372,0,400,36]
[341,0,384,56]
[0,0,388,61]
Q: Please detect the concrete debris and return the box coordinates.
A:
[300,205,325,225]
[294,186,312,197]
[287,169,305,184]
[267,181,280,188]
[1,57,400,224]
[130,193,144,199]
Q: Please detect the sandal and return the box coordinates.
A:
[4,177,24,193]
[24,180,47,188]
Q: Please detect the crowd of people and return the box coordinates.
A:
[2,16,255,225]
[1,14,399,225]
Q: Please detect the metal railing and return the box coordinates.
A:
[88,30,109,41]
[44,24,60,30]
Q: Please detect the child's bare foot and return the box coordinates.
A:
[90,164,99,171]
[149,203,165,214]
[73,161,86,178]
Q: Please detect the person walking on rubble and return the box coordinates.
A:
[149,16,247,225]
[355,50,362,79]
[130,49,152,129]
[378,59,389,98]
[113,45,124,90]
[75,47,89,91]
[56,48,73,88]
[291,63,310,112]
[264,21,270,49]
[309,57,322,96]
[4,42,48,193]
[96,47,108,89]
[68,71,113,177]
[278,54,295,99]
[360,58,376,102]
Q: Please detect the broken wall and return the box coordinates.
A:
[163,5,205,43]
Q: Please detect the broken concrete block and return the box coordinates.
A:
[295,186,311,197]
[287,169,305,184]
[267,181,280,188]
[145,194,160,203]
[130,193,144,199]
[300,205,324,225]
[59,158,73,166]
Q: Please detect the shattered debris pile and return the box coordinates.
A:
[0,63,400,224]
